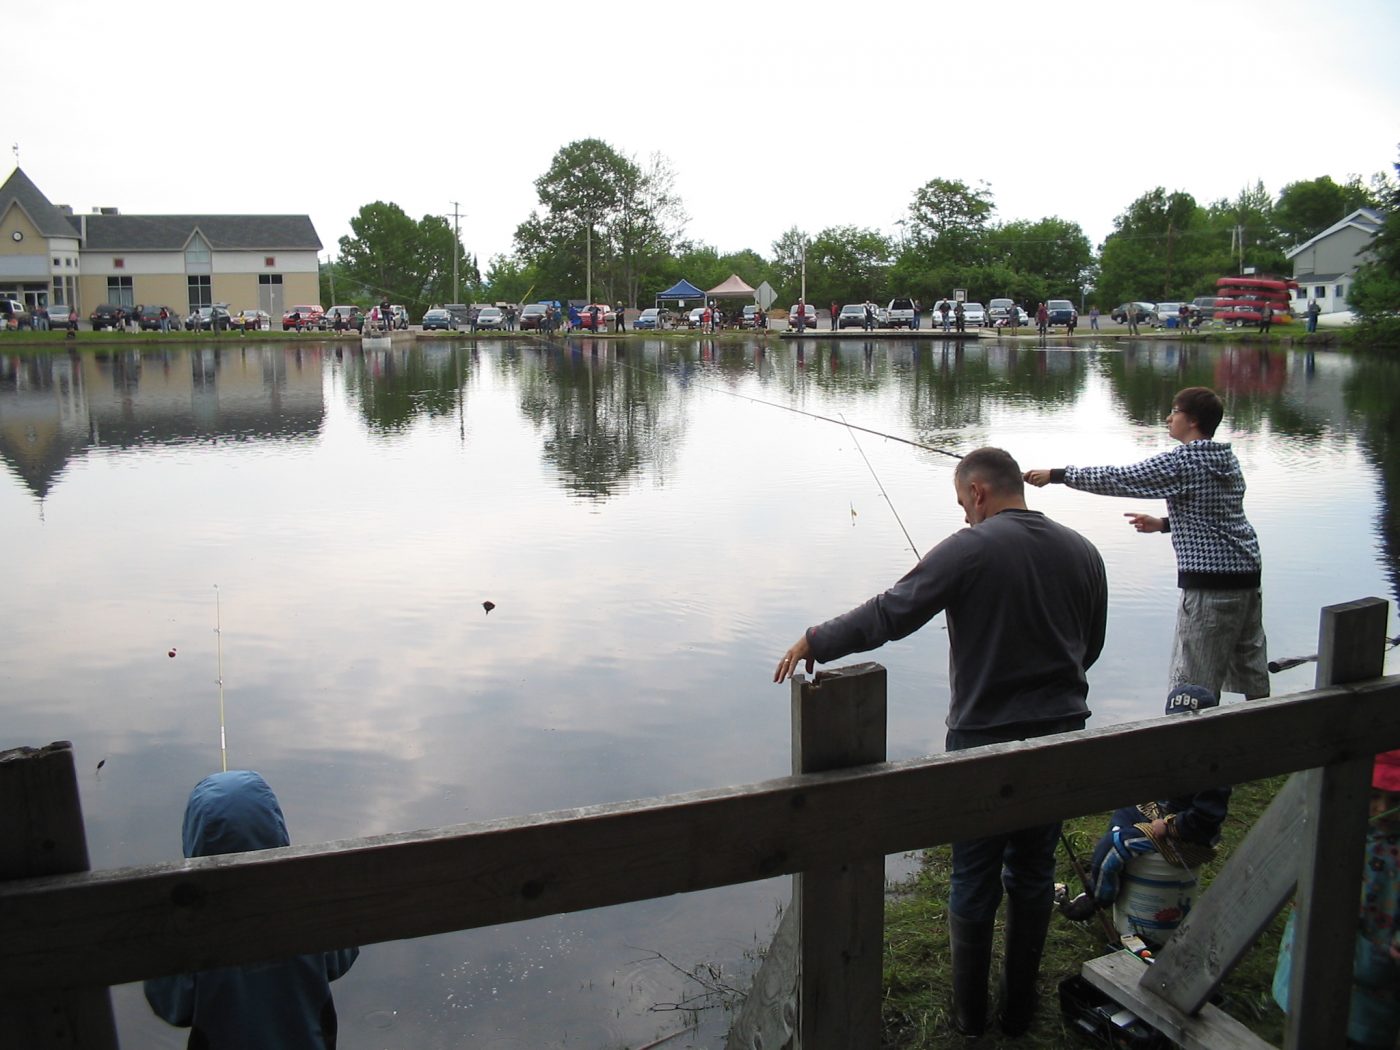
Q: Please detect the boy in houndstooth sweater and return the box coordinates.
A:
[1024,386,1269,699]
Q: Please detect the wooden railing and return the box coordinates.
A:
[1,598,1395,1049]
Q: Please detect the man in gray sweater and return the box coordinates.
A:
[775,447,1107,1037]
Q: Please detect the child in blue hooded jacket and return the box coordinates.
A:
[144,770,359,1050]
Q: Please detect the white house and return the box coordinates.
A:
[1285,206,1385,315]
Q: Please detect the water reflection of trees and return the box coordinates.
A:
[901,342,1090,442]
[343,346,469,432]
[517,344,680,500]
[1345,354,1400,604]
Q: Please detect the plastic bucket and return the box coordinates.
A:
[1166,316,1179,329]
[1113,852,1199,946]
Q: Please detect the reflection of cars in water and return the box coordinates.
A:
[475,306,506,330]
[961,302,986,326]
[787,303,817,329]
[282,304,325,330]
[421,308,453,330]
[838,304,868,329]
[634,307,663,329]
[519,304,548,330]
[1046,300,1077,326]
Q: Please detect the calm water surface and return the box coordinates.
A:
[3,336,1400,1048]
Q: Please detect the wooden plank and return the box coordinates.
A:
[0,742,119,1049]
[1285,598,1389,1050]
[792,666,886,1050]
[1084,952,1275,1050]
[1143,773,1305,1011]
[4,676,1400,992]
[723,897,798,1050]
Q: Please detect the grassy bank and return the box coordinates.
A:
[881,776,1291,1048]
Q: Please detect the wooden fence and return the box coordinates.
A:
[1,597,1395,1049]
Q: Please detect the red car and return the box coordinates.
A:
[578,304,614,330]
[282,304,325,330]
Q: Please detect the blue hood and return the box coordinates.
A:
[182,770,290,858]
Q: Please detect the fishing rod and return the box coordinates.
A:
[215,585,227,773]
[520,332,965,461]
[1268,634,1400,673]
[841,412,921,558]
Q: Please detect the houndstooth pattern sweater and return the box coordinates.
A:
[1051,440,1261,590]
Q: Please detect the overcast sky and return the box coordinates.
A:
[11,0,1399,271]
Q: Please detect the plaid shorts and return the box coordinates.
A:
[1170,588,1270,699]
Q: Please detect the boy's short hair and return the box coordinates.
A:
[1173,387,1224,437]
[955,447,1025,495]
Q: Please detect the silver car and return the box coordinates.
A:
[961,302,987,327]
[475,307,506,330]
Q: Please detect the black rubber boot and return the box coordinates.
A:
[998,894,1054,1037]
[948,910,995,1037]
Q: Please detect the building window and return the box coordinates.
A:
[106,276,133,307]
[52,280,66,307]
[258,273,283,286]
[188,275,211,311]
[53,258,61,268]
[264,256,276,267]
[1314,286,1326,299]
[185,234,211,275]
[1336,284,1346,299]
[113,258,125,269]
[1295,288,1305,299]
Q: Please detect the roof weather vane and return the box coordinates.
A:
[11,143,18,166]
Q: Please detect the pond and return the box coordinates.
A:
[3,335,1400,1048]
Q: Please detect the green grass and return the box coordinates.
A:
[880,776,1291,1048]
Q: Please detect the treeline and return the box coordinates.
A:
[324,139,1398,323]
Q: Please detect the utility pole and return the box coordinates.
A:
[450,201,461,305]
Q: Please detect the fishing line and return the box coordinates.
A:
[215,585,227,772]
[520,333,964,460]
[841,412,921,559]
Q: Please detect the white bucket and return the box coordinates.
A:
[1112,851,1199,946]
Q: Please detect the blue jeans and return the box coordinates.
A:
[946,716,1084,921]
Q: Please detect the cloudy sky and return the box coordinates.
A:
[11,0,1399,269]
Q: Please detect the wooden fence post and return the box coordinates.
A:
[791,663,887,1050]
[0,741,119,1049]
[1286,597,1391,1050]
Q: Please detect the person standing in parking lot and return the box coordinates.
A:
[1089,305,1100,331]
[615,303,625,332]
[1258,301,1273,336]
[1127,305,1140,335]
[940,298,952,331]
[1035,302,1048,337]
[913,298,922,330]
[830,302,839,330]
[955,301,966,333]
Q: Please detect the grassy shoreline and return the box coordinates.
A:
[880,775,1291,1048]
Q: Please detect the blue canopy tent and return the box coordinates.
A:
[655,279,705,310]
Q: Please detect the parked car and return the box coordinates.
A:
[89,303,125,330]
[444,304,473,327]
[787,303,817,329]
[1046,300,1078,326]
[685,307,705,328]
[634,307,664,330]
[1,298,31,329]
[886,297,917,328]
[519,303,549,330]
[577,304,613,330]
[1110,302,1154,324]
[961,302,987,327]
[987,298,1015,325]
[1150,302,1188,327]
[421,307,453,331]
[323,305,364,332]
[739,305,761,329]
[187,304,233,331]
[475,306,506,330]
[136,305,181,330]
[232,309,271,331]
[1192,296,1220,320]
[837,304,869,329]
[282,304,324,330]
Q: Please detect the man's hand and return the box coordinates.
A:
[774,635,814,683]
[1023,469,1052,488]
[1124,513,1165,533]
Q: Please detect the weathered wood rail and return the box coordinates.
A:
[1,598,1395,1048]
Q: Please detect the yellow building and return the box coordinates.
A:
[0,167,322,320]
